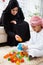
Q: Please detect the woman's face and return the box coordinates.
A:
[32,25,42,32]
[11,7,18,15]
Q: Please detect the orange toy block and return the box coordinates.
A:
[4,53,13,59]
[20,59,24,63]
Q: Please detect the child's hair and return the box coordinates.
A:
[30,16,43,28]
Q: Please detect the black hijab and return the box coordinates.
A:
[4,0,19,12]
[3,0,25,20]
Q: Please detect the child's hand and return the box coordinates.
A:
[22,45,28,50]
[11,20,17,24]
[15,35,23,42]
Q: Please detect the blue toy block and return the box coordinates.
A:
[17,43,23,51]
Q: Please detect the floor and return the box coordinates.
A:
[0,46,43,65]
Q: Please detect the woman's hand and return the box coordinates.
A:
[11,20,17,24]
[22,45,28,50]
[15,35,23,42]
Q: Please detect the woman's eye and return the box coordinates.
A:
[13,10,15,11]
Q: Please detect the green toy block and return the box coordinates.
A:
[8,58,11,61]
[17,52,20,55]
[19,56,22,59]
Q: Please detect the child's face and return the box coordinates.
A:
[11,7,18,16]
[32,25,42,32]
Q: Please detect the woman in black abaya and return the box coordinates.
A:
[1,0,30,46]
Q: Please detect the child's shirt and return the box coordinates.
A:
[27,29,43,50]
[21,29,43,57]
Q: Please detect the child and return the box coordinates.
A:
[0,0,30,46]
[17,16,43,58]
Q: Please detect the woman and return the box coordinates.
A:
[1,0,30,46]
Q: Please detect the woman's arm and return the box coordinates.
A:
[1,12,15,37]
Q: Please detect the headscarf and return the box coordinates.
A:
[30,16,42,27]
[4,0,19,13]
[3,0,24,20]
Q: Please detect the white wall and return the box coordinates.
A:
[18,0,41,21]
[40,0,43,18]
[0,0,9,17]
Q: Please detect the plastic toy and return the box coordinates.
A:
[4,53,13,59]
[20,51,28,57]
[4,50,30,65]
[16,60,20,65]
[17,43,23,51]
